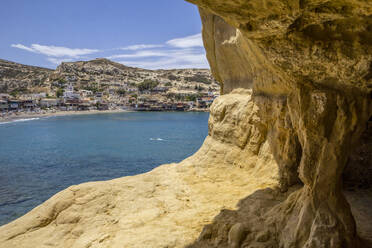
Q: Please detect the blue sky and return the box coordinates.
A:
[0,0,208,69]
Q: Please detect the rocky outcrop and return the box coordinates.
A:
[185,0,372,247]
[0,89,279,247]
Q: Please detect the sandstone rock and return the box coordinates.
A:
[228,223,246,248]
[186,0,372,247]
[0,90,279,248]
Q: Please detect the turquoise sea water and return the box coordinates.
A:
[0,112,209,226]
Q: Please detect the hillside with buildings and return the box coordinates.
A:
[0,58,220,114]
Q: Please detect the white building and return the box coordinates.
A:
[63,84,80,99]
[79,90,93,98]
[40,99,60,108]
[0,94,10,100]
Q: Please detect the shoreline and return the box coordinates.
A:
[0,108,209,123]
[0,109,129,123]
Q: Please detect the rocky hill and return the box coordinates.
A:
[0,58,219,96]
[51,58,142,84]
[0,59,52,93]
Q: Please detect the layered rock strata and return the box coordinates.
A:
[186,0,372,247]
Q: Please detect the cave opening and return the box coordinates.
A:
[342,117,372,246]
[344,118,372,190]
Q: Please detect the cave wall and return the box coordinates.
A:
[187,0,372,247]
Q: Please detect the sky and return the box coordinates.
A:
[0,0,208,70]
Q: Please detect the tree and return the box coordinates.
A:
[10,91,18,97]
[0,83,9,93]
[167,75,179,81]
[56,88,64,98]
[186,94,197,102]
[137,79,159,92]
[197,85,205,91]
[185,75,211,84]
[116,89,126,96]
[59,78,67,84]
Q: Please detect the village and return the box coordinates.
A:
[0,80,219,115]
[0,58,220,118]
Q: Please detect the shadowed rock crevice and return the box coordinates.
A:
[186,187,300,248]
[344,118,372,246]
[344,118,372,190]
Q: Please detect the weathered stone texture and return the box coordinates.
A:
[187,0,372,247]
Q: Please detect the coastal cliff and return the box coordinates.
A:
[186,0,372,247]
[0,1,371,248]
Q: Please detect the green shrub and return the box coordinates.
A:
[116,89,126,96]
[56,88,64,98]
[138,79,159,91]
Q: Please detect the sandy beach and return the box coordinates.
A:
[0,108,210,124]
[0,109,129,123]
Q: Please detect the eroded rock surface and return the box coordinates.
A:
[0,90,279,248]
[186,0,372,247]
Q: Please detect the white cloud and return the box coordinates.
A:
[118,57,209,70]
[11,44,35,52]
[120,44,163,51]
[117,33,203,52]
[10,33,207,68]
[11,43,99,57]
[115,49,209,69]
[166,33,203,48]
[107,34,208,69]
[46,57,73,65]
[107,50,169,59]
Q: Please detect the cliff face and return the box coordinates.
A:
[186,0,372,247]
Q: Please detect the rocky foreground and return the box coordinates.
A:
[0,90,280,247]
[0,0,371,247]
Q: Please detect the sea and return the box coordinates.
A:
[0,112,209,226]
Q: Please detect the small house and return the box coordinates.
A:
[21,100,36,110]
[40,99,60,108]
[0,94,10,101]
[0,100,8,112]
[8,100,21,110]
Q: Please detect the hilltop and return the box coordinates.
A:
[0,59,53,94]
[0,58,219,97]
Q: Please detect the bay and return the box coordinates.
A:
[0,112,209,226]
